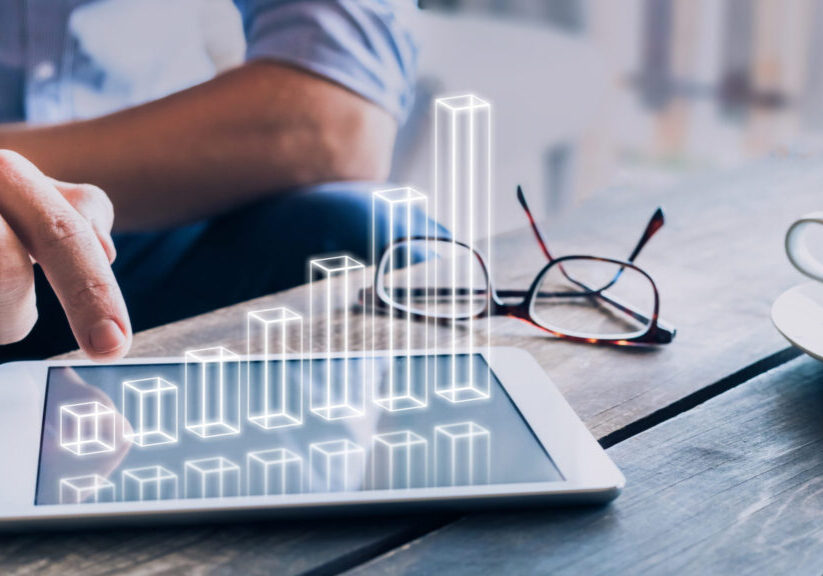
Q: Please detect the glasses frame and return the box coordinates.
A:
[369,186,676,347]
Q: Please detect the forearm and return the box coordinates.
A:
[0,62,397,231]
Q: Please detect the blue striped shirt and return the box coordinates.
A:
[0,0,418,124]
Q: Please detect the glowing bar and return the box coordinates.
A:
[121,465,178,501]
[122,377,178,447]
[59,401,116,456]
[247,448,303,496]
[434,422,490,486]
[247,307,303,430]
[371,430,428,490]
[59,474,115,504]
[184,456,241,499]
[309,439,365,492]
[185,347,241,438]
[372,187,428,411]
[309,255,367,420]
[434,94,492,403]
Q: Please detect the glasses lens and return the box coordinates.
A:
[532,257,656,339]
[378,238,489,319]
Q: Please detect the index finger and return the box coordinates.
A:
[51,179,117,264]
[0,151,132,360]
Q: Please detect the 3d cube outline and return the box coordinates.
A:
[309,255,367,421]
[122,377,179,447]
[435,355,492,404]
[434,421,491,487]
[59,401,116,456]
[246,448,303,496]
[371,430,428,490]
[59,474,115,504]
[247,307,304,430]
[373,355,429,412]
[184,456,241,499]
[121,465,178,501]
[372,188,429,413]
[185,347,242,439]
[433,94,493,404]
[309,439,366,492]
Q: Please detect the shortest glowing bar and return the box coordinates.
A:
[372,187,429,412]
[434,422,490,486]
[122,465,178,501]
[184,456,241,499]
[309,255,367,420]
[309,439,365,492]
[371,430,428,490]
[122,377,178,447]
[59,401,116,456]
[247,307,303,430]
[59,474,115,504]
[185,347,241,438]
[247,448,303,496]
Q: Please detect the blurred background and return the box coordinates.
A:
[407,0,823,233]
[54,0,823,234]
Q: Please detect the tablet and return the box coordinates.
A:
[0,348,623,529]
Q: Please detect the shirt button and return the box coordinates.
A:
[33,61,56,82]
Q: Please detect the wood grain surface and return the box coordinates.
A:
[0,518,442,575]
[349,356,823,576]
[3,156,814,574]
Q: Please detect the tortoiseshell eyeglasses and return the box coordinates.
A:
[370,186,676,346]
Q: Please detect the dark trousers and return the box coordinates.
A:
[0,182,441,362]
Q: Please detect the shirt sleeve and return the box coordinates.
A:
[234,0,418,123]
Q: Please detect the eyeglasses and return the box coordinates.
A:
[368,186,676,346]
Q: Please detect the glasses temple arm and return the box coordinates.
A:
[517,185,555,262]
[627,207,665,263]
[579,207,665,305]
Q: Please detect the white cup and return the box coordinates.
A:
[786,212,823,281]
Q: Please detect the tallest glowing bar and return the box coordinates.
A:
[434,95,492,402]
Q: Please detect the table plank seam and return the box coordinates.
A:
[598,346,803,448]
[333,346,804,575]
[298,519,453,576]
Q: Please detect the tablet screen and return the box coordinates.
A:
[36,354,562,505]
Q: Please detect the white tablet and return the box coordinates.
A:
[0,348,623,529]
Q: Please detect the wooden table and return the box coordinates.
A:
[4,156,823,574]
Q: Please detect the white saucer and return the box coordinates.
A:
[771,282,823,362]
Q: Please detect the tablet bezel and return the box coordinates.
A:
[0,347,624,528]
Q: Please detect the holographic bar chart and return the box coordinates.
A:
[309,256,367,420]
[43,91,509,509]
[247,307,303,430]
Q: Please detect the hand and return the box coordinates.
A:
[0,150,132,359]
